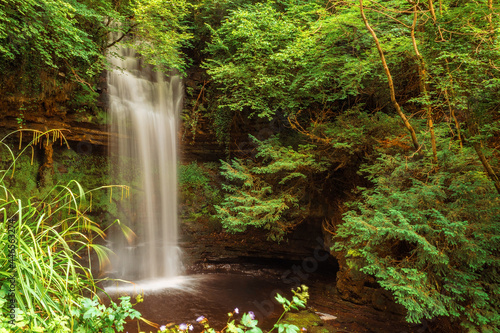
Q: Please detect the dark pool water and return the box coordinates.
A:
[104,273,293,333]
[101,268,426,333]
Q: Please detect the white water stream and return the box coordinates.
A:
[107,40,183,281]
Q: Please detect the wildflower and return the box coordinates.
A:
[179,323,188,331]
[189,325,194,331]
[159,325,167,332]
[234,308,239,314]
[196,316,206,322]
[248,311,255,320]
[301,328,307,332]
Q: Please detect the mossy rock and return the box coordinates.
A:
[282,310,337,333]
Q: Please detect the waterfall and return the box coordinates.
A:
[107,39,183,281]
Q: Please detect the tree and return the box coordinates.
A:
[202,0,339,143]
[0,0,192,115]
[334,129,500,329]
[126,0,192,72]
[205,1,500,329]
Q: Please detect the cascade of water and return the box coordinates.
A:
[107,39,183,281]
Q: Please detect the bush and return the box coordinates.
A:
[0,130,141,332]
[334,124,500,330]
[179,162,222,223]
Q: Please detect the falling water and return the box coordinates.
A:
[107,39,183,281]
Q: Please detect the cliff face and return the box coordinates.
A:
[0,71,110,146]
[0,71,223,162]
[180,117,226,163]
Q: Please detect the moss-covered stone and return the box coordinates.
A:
[282,310,338,333]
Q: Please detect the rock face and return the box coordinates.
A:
[180,117,226,162]
[180,216,338,277]
[334,255,404,315]
[335,255,377,305]
[0,69,110,146]
[0,111,111,147]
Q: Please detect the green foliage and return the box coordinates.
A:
[0,0,120,107]
[187,0,258,51]
[179,161,211,187]
[204,1,320,118]
[0,137,115,219]
[215,135,328,241]
[0,0,103,67]
[0,148,39,201]
[0,294,143,333]
[215,109,407,241]
[52,148,112,212]
[334,124,500,330]
[128,0,192,73]
[71,296,142,333]
[203,0,500,329]
[0,0,193,117]
[293,107,407,166]
[0,0,499,330]
[0,130,140,331]
[179,161,222,224]
[153,286,308,333]
[201,1,382,143]
[274,285,308,312]
[202,1,327,141]
[270,285,308,333]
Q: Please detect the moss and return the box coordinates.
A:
[52,148,109,190]
[282,311,337,333]
[51,147,129,227]
[0,144,41,201]
[0,141,121,226]
[179,161,223,227]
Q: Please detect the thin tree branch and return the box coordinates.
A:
[105,23,138,49]
[64,60,95,92]
[365,7,412,28]
[410,2,438,164]
[465,105,500,195]
[359,0,420,151]
[472,142,500,195]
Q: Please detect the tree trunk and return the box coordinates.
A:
[466,113,500,195]
[472,142,500,195]
[359,0,420,151]
[410,5,438,164]
[38,140,54,188]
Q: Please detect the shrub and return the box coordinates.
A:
[334,125,500,330]
[179,162,222,223]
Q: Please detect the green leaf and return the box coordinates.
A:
[241,313,259,328]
